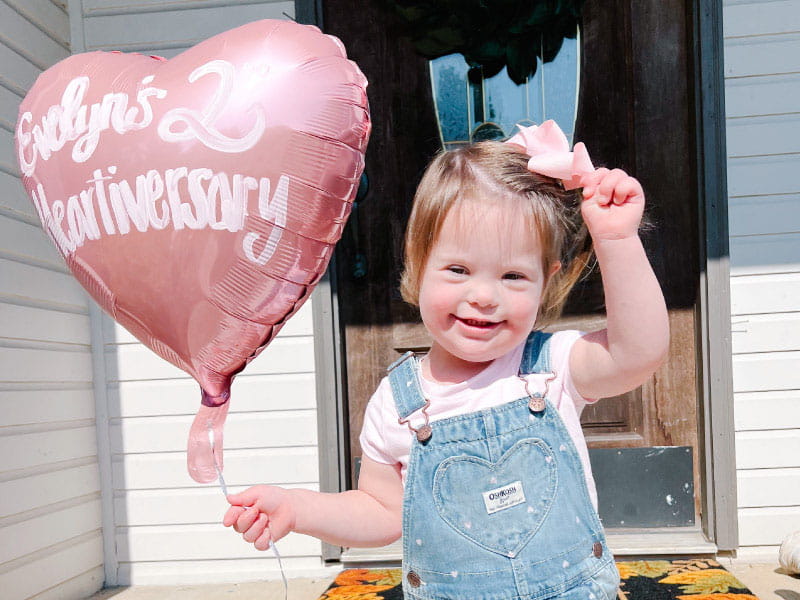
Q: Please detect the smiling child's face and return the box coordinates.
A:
[418,200,555,382]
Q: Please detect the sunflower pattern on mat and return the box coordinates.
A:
[675,596,759,600]
[319,568,403,600]
[616,559,759,600]
[318,560,758,600]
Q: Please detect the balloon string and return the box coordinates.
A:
[207,421,288,600]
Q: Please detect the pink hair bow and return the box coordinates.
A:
[505,120,594,190]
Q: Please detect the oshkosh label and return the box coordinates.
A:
[482,480,526,515]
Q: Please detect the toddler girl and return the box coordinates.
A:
[224,121,669,600]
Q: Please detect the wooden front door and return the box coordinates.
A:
[324,0,702,529]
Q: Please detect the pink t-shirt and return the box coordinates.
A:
[359,330,600,509]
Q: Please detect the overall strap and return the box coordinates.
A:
[519,331,554,375]
[387,352,428,419]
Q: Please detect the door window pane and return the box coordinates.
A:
[542,36,580,142]
[430,53,470,146]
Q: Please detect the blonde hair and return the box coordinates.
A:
[400,141,593,328]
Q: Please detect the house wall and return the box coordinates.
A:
[63,0,328,585]
[724,0,800,559]
[0,2,106,600]
[98,305,322,585]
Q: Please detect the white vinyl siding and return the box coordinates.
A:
[100,305,323,585]
[724,0,800,559]
[67,0,324,585]
[75,0,295,56]
[0,2,106,600]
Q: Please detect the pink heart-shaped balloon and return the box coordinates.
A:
[15,19,370,482]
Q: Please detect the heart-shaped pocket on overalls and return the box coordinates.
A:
[432,438,557,557]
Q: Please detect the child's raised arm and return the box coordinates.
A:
[223,456,403,550]
[568,168,670,399]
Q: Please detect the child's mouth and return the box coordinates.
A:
[456,316,500,330]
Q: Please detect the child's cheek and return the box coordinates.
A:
[420,290,455,329]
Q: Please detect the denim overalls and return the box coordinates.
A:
[387,331,620,600]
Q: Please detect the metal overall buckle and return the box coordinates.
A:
[398,398,433,443]
[519,371,557,413]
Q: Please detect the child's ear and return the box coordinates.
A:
[547,261,561,281]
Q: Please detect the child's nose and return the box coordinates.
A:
[467,281,498,307]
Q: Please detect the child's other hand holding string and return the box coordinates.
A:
[223,486,297,551]
[223,456,403,551]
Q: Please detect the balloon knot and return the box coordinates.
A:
[201,389,230,407]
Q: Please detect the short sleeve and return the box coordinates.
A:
[358,378,398,465]
[549,330,598,411]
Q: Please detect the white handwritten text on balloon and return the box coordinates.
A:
[30,166,289,268]
[16,61,285,267]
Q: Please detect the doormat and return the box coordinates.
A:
[316,559,759,599]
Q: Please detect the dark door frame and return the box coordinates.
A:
[300,0,738,554]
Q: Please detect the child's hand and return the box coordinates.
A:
[580,168,645,241]
[223,485,297,551]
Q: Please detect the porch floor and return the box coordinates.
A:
[84,559,800,600]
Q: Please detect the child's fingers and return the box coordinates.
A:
[227,486,261,508]
[242,513,269,543]
[580,168,609,198]
[226,492,244,505]
[254,528,273,551]
[595,169,628,205]
[234,506,260,534]
[222,505,246,527]
[612,177,644,205]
